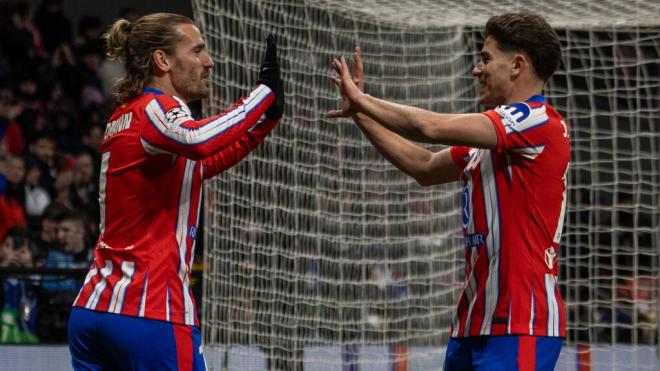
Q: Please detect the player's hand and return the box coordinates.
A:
[257,34,284,120]
[327,47,364,118]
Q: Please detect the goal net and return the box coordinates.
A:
[192,1,660,370]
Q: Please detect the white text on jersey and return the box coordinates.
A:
[104,112,133,139]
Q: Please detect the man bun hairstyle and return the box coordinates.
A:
[103,13,194,103]
[484,12,562,81]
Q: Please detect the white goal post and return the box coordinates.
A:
[192,1,660,370]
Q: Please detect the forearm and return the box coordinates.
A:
[352,112,435,183]
[353,93,489,147]
[201,117,280,178]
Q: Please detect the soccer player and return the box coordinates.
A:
[67,13,284,370]
[329,13,568,371]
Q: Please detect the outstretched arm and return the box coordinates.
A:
[329,55,497,149]
[200,116,280,179]
[353,111,462,185]
[140,35,285,160]
[334,48,462,185]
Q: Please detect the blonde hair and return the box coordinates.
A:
[104,13,194,103]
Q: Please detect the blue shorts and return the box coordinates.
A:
[444,335,563,371]
[68,307,206,371]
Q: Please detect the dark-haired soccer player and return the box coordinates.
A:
[330,12,568,371]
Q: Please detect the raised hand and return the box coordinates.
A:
[257,34,284,120]
[327,47,365,118]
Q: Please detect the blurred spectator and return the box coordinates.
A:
[76,42,105,110]
[37,209,90,342]
[53,159,75,208]
[26,132,57,194]
[0,2,43,80]
[24,157,51,221]
[31,202,67,265]
[0,81,26,156]
[0,155,27,241]
[0,226,39,344]
[70,152,99,235]
[34,0,72,55]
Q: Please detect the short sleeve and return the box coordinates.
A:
[484,102,551,153]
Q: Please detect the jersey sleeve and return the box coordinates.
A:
[449,146,471,170]
[140,84,274,160]
[484,102,554,155]
[200,117,281,179]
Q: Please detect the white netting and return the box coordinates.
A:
[193,1,660,370]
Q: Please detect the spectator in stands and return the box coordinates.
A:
[26,132,57,194]
[24,157,51,227]
[38,209,89,343]
[0,226,39,344]
[0,155,27,241]
[70,151,99,236]
[0,2,43,79]
[34,0,72,55]
[32,202,67,265]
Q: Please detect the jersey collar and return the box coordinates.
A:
[526,94,545,103]
[143,87,164,95]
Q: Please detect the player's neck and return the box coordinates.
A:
[506,79,545,104]
[147,77,189,103]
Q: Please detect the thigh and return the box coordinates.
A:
[474,335,563,371]
[68,308,206,371]
[443,338,474,371]
[68,307,117,371]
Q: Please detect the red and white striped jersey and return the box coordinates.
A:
[449,95,569,338]
[73,85,278,326]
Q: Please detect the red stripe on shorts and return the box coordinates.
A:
[518,336,537,371]
[174,324,193,371]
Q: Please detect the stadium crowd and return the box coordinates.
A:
[0,0,179,344]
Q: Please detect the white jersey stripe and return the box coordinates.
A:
[553,166,569,244]
[479,150,502,335]
[99,152,110,237]
[529,288,536,335]
[108,262,136,314]
[510,145,546,160]
[166,287,171,322]
[138,274,148,317]
[456,161,479,337]
[74,266,99,305]
[144,85,271,145]
[545,274,560,336]
[85,260,113,310]
[176,160,196,325]
[141,138,171,155]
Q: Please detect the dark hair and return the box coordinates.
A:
[104,13,194,103]
[3,226,29,249]
[41,202,69,222]
[484,12,562,81]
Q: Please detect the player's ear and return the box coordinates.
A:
[152,50,172,73]
[511,53,525,78]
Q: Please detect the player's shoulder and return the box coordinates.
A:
[490,96,568,135]
[142,91,192,122]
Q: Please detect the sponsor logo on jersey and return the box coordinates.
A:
[461,186,470,228]
[464,233,485,248]
[496,102,531,131]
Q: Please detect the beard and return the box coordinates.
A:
[172,62,211,102]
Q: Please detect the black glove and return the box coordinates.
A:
[257,34,284,120]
